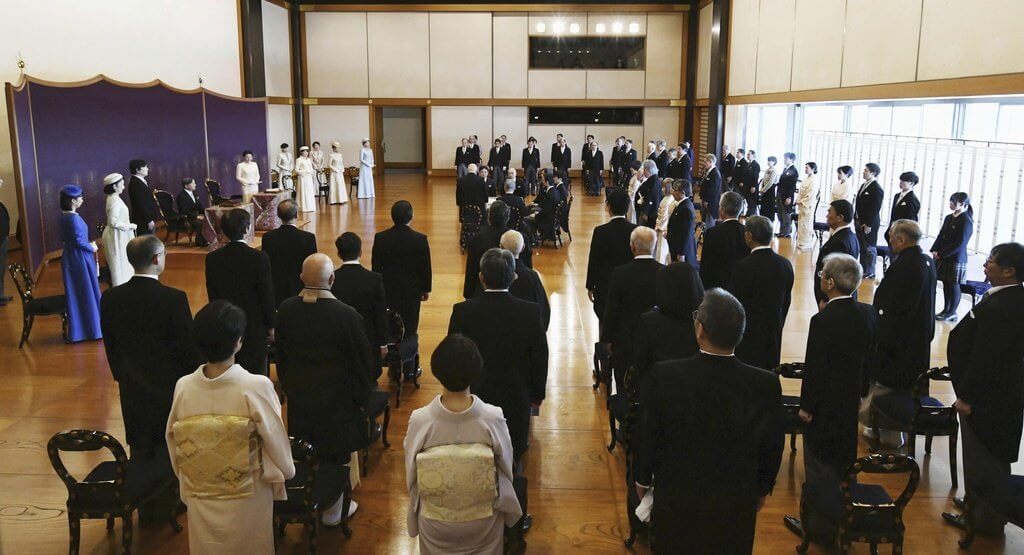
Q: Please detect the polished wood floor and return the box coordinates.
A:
[0,173,1020,554]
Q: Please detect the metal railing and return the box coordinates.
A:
[802,130,1024,253]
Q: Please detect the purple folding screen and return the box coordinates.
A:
[5,76,269,276]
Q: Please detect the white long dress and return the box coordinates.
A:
[165,364,295,555]
[654,195,678,265]
[831,178,854,204]
[796,173,818,251]
[626,173,643,224]
[358,147,376,199]
[236,161,260,203]
[311,149,324,172]
[328,152,349,204]
[102,194,134,286]
[294,156,316,213]
[275,152,294,190]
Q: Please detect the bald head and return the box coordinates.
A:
[300,253,334,288]
[630,227,657,256]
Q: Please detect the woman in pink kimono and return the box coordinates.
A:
[166,301,295,554]
[405,334,522,555]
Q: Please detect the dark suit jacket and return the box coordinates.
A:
[487,146,504,170]
[632,263,704,389]
[100,277,201,450]
[949,284,1024,463]
[744,160,761,198]
[777,165,800,204]
[466,144,481,165]
[665,159,683,180]
[600,258,663,363]
[635,354,784,553]
[721,153,736,181]
[655,150,669,176]
[456,173,488,211]
[871,245,936,389]
[551,145,572,170]
[128,175,159,229]
[175,189,204,218]
[535,185,562,231]
[463,224,504,299]
[636,176,663,226]
[679,153,693,183]
[205,241,276,373]
[455,146,470,167]
[931,212,974,265]
[699,218,750,290]
[701,168,722,220]
[509,258,549,330]
[331,263,388,367]
[449,292,548,457]
[666,198,697,264]
[813,227,860,304]
[522,147,540,169]
[589,150,604,172]
[581,143,593,170]
[730,248,794,371]
[0,200,9,239]
[498,193,527,219]
[854,180,885,246]
[277,295,373,462]
[261,224,318,307]
[735,158,749,186]
[371,224,432,335]
[801,297,878,467]
[884,191,921,244]
[500,143,512,168]
[586,217,637,319]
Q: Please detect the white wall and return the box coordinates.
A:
[493,107,529,166]
[790,0,845,91]
[917,0,1024,80]
[267,104,295,167]
[695,4,713,99]
[645,13,683,99]
[840,0,922,87]
[728,0,760,96]
[493,15,529,98]
[305,12,369,97]
[643,107,680,149]
[367,13,430,97]
[430,106,493,169]
[262,0,291,97]
[430,13,492,98]
[382,107,423,164]
[307,105,370,170]
[753,0,795,94]
[0,0,241,228]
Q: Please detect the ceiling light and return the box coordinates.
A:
[629,22,640,33]
[536,22,546,33]
[569,22,580,34]
[552,21,565,34]
[595,23,606,33]
[612,21,623,33]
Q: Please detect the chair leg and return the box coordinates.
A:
[893,537,904,554]
[306,519,317,554]
[790,433,798,452]
[381,404,391,448]
[107,516,115,531]
[122,514,133,554]
[61,313,70,343]
[340,481,354,538]
[69,514,81,555]
[908,433,917,458]
[925,434,934,455]
[950,423,959,489]
[19,313,31,348]
[607,412,617,452]
[361,447,368,478]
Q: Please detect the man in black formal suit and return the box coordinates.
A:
[277,253,374,520]
[464,201,511,299]
[855,163,885,278]
[635,159,663,228]
[127,159,159,235]
[621,140,638,187]
[942,242,1024,535]
[610,136,625,186]
[551,136,572,186]
[884,171,921,246]
[743,150,761,217]
[532,169,562,237]
[332,232,388,372]
[678,143,693,183]
[734,147,748,194]
[666,179,697,265]
[654,141,669,177]
[600,227,663,392]
[861,220,936,448]
[586,141,605,195]
[499,179,528,220]
[479,166,498,198]
[456,164,488,216]
[0,176,10,305]
[814,200,860,306]
[101,235,201,455]
[487,138,507,188]
[784,253,879,543]
[549,133,563,170]
[729,216,794,372]
[372,201,432,337]
[586,189,637,323]
[776,153,800,238]
[175,178,209,247]
[205,208,275,375]
[455,137,470,177]
[699,191,750,290]
[664,148,683,180]
[580,134,595,186]
[449,248,548,463]
[261,200,318,307]
[699,152,723,229]
[635,289,784,553]
[522,137,541,195]
[467,134,482,167]
[499,134,512,179]
[500,229,550,330]
[720,144,736,190]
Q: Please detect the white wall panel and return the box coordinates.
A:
[262,1,292,97]
[754,0,796,94]
[790,0,845,91]
[527,125,587,170]
[493,107,529,168]
[430,106,493,169]
[587,70,645,99]
[645,13,683,99]
[307,105,371,171]
[585,126,644,164]
[367,13,429,97]
[527,70,587,98]
[430,13,491,98]
[918,0,1024,80]
[643,107,680,150]
[841,0,922,87]
[305,12,369,98]
[728,0,760,96]
[587,13,648,35]
[493,15,529,98]
[695,5,713,99]
[267,104,296,167]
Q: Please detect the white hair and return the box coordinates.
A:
[642,159,659,175]
[630,227,657,255]
[500,230,525,257]
[467,163,478,173]
[504,179,516,193]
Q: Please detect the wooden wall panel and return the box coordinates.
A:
[727,0,760,96]
[695,4,713,99]
[753,0,795,94]
[789,0,845,91]
[493,15,529,99]
[430,106,492,169]
[307,105,371,169]
[840,0,922,87]
[918,0,1024,80]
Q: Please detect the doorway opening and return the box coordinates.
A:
[372,106,427,176]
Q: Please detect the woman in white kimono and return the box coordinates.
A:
[831,165,855,204]
[795,162,819,251]
[166,301,295,555]
[328,141,348,205]
[625,161,644,224]
[294,146,316,213]
[101,173,135,286]
[358,139,376,199]
[405,335,522,555]
[275,143,294,191]
[235,150,261,203]
[654,178,678,264]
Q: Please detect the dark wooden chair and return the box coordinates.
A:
[95,222,112,287]
[48,429,182,554]
[606,365,639,452]
[507,204,522,232]
[623,432,653,550]
[346,166,359,199]
[797,453,920,554]
[274,438,353,552]
[8,263,69,348]
[870,366,959,487]
[384,309,420,409]
[459,205,483,253]
[592,342,612,399]
[538,202,564,248]
[956,475,1024,548]
[204,179,239,206]
[558,198,573,242]
[773,362,806,452]
[317,168,330,205]
[154,190,193,246]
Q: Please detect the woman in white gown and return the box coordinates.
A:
[235,150,261,203]
[166,301,295,554]
[795,162,819,251]
[328,141,349,205]
[294,146,316,213]
[625,162,643,224]
[358,139,376,199]
[831,165,855,204]
[101,173,136,286]
[275,143,294,191]
[654,178,678,264]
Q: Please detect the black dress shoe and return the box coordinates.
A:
[953,497,967,511]
[520,513,533,533]
[942,512,969,531]
[0,295,12,303]
[936,311,950,321]
[783,515,804,538]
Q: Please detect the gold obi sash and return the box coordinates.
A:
[171,415,260,500]
[415,443,497,523]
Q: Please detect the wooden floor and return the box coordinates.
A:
[0,173,1020,554]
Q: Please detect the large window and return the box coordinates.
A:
[529,36,645,69]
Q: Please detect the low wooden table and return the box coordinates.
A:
[203,203,254,250]
[251,190,292,231]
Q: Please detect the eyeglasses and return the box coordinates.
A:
[817,270,831,279]
[692,310,699,321]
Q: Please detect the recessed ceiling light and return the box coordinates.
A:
[629,22,640,33]
[612,21,623,33]
[569,23,580,34]
[552,21,565,34]
[595,23,606,33]
[536,22,546,33]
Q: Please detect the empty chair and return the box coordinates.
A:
[774,362,807,452]
[384,309,421,408]
[153,190,193,245]
[8,263,69,348]
[274,438,353,551]
[204,179,233,205]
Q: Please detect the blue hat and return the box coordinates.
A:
[60,185,83,198]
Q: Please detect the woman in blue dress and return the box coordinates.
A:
[59,185,102,342]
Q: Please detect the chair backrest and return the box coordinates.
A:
[774,362,806,380]
[154,190,178,218]
[48,430,129,503]
[386,309,406,345]
[843,453,920,517]
[912,366,955,417]
[552,201,566,231]
[96,221,106,235]
[461,205,483,226]
[283,438,319,512]
[270,169,280,184]
[507,204,522,230]
[8,263,34,302]
[205,180,227,204]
